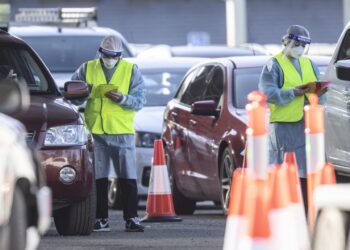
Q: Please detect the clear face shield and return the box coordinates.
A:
[95,47,122,69]
[283,34,311,59]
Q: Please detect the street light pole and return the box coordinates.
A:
[225,0,247,47]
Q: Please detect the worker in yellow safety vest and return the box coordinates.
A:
[258,25,328,213]
[72,35,146,232]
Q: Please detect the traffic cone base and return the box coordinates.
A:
[142,194,182,222]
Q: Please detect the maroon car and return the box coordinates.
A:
[162,55,330,214]
[0,30,95,235]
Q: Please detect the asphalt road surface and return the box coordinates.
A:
[38,202,226,250]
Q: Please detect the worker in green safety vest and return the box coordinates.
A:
[72,35,146,232]
[258,25,328,213]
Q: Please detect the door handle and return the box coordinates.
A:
[171,111,178,118]
[189,119,197,126]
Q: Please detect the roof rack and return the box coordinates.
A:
[14,7,98,27]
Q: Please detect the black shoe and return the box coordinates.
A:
[93,218,110,232]
[125,217,144,232]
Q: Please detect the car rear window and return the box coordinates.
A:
[232,67,262,109]
[142,69,186,106]
[21,36,132,73]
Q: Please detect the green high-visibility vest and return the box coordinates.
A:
[84,58,135,134]
[269,52,317,123]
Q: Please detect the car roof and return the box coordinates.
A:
[185,54,331,72]
[9,25,134,57]
[9,25,123,37]
[125,57,208,71]
[171,45,264,57]
[0,30,27,45]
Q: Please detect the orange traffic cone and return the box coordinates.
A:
[284,160,310,250]
[269,165,298,250]
[223,168,255,250]
[319,163,336,185]
[142,139,182,222]
[240,179,271,250]
[304,94,325,228]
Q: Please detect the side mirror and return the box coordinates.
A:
[191,100,220,117]
[0,79,30,114]
[63,80,89,100]
[335,59,350,81]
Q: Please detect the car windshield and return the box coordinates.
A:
[22,36,132,73]
[143,70,186,106]
[0,47,50,94]
[232,67,262,109]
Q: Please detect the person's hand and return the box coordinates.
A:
[105,90,124,103]
[293,86,310,96]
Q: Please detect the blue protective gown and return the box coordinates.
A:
[258,55,325,178]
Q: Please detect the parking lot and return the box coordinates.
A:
[38,203,225,250]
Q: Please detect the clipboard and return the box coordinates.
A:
[97,84,119,98]
[299,81,332,95]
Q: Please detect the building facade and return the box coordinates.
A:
[6,0,345,45]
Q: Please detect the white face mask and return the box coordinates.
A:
[102,58,118,69]
[289,46,304,59]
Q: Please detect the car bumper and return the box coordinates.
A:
[40,147,94,207]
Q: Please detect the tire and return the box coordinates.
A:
[219,148,235,214]
[53,183,96,236]
[165,148,196,215]
[312,208,348,250]
[9,186,27,250]
[108,178,122,210]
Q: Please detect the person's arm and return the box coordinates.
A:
[71,63,87,82]
[258,58,296,106]
[118,65,146,111]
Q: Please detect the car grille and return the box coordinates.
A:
[25,132,35,146]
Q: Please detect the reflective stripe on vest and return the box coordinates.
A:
[269,53,317,123]
[84,58,135,134]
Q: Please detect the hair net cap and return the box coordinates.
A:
[99,35,123,57]
[283,25,311,43]
[286,25,310,38]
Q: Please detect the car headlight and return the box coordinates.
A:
[44,125,88,146]
[135,132,160,148]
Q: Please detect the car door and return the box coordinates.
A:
[325,29,350,171]
[166,68,202,193]
[186,64,224,198]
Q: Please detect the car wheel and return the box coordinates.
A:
[108,178,122,210]
[53,182,96,235]
[165,148,196,215]
[9,186,27,250]
[312,208,348,250]
[219,147,235,213]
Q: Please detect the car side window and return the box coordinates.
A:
[201,66,224,106]
[180,65,214,106]
[175,69,197,100]
[337,29,350,61]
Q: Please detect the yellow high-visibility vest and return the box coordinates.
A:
[84,58,135,134]
[269,52,317,122]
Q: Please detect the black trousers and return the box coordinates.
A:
[300,177,308,215]
[95,177,138,221]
